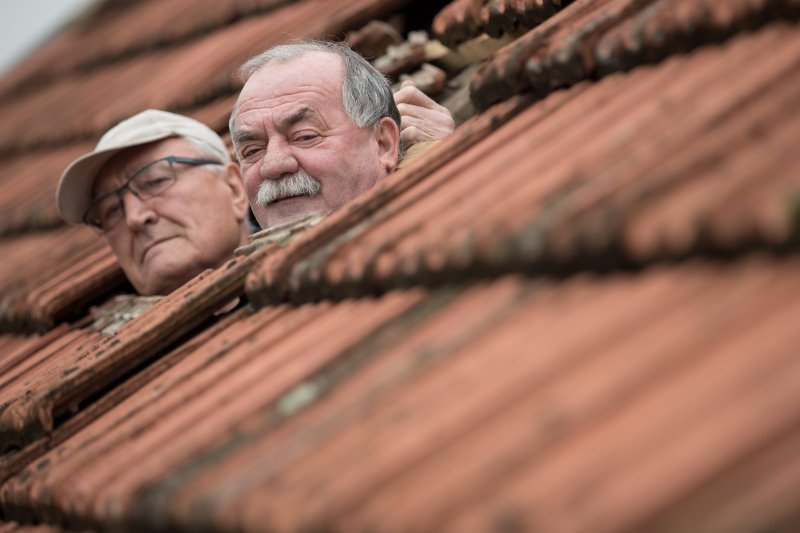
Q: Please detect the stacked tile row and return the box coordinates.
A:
[471,0,800,109]
[2,259,798,531]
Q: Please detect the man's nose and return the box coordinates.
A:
[121,191,157,230]
[259,140,299,180]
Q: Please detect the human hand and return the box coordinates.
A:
[394,80,455,148]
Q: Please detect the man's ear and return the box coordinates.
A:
[376,116,400,173]
[222,162,249,222]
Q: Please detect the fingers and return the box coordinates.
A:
[394,83,440,110]
[400,114,452,144]
[394,83,455,148]
[400,125,421,147]
[397,100,445,122]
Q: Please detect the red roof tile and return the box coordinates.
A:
[0,0,308,99]
[470,0,800,109]
[433,0,486,47]
[0,0,798,530]
[0,0,419,153]
[0,226,123,332]
[0,143,95,234]
[433,0,570,47]
[0,228,310,452]
[2,258,798,531]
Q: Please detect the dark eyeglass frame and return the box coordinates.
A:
[83,155,223,232]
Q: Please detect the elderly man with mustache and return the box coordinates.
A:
[229,41,448,230]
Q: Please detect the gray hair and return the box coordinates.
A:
[229,41,403,158]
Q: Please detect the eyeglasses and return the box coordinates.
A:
[83,156,223,232]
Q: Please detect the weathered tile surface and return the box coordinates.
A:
[0,0,798,531]
[470,0,800,109]
[1,259,798,532]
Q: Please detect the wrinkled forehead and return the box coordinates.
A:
[236,52,346,117]
[92,137,198,197]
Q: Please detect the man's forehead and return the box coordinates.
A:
[237,54,344,112]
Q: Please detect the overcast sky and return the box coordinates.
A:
[0,0,98,76]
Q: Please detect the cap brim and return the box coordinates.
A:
[56,131,173,224]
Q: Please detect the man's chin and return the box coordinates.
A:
[257,195,323,228]
[136,243,200,295]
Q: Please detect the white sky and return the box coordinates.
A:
[0,0,98,76]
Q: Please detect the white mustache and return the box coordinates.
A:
[256,170,321,207]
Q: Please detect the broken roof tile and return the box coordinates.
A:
[0,324,100,451]
[245,23,800,304]
[3,258,799,531]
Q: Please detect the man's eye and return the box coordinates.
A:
[240,145,262,159]
[102,203,121,221]
[294,132,318,143]
[141,176,171,191]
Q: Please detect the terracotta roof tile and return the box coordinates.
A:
[433,0,485,47]
[245,23,800,305]
[2,258,798,530]
[0,231,296,452]
[0,226,123,332]
[0,1,798,531]
[0,0,298,99]
[0,324,99,449]
[470,0,800,110]
[0,0,418,153]
[433,0,572,47]
[0,142,95,234]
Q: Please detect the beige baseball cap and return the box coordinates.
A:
[56,109,230,224]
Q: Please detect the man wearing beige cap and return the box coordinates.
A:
[57,110,250,296]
